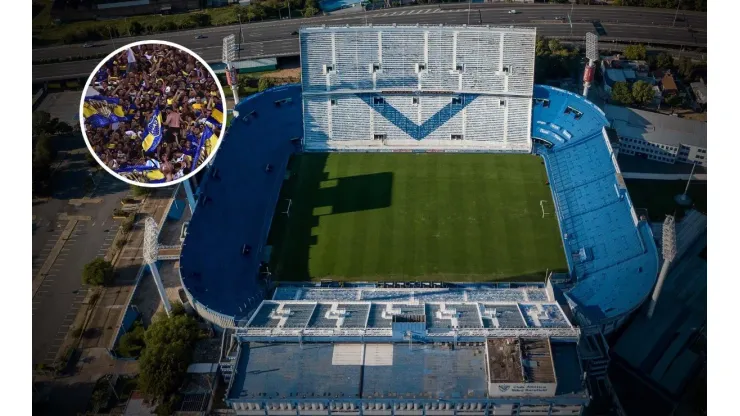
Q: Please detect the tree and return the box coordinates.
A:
[611,82,633,105]
[665,94,683,111]
[678,57,695,79]
[535,36,549,57]
[138,307,201,405]
[655,52,674,70]
[128,20,144,36]
[258,77,273,92]
[118,321,146,358]
[82,258,114,286]
[303,6,319,18]
[547,39,562,54]
[623,44,647,61]
[631,80,655,106]
[131,185,151,198]
[32,111,53,136]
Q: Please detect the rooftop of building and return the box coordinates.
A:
[243,295,573,333]
[661,73,678,91]
[227,340,585,402]
[690,81,707,104]
[487,338,556,384]
[604,104,707,149]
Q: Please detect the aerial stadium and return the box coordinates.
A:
[177,25,659,415]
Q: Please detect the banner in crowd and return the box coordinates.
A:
[194,124,215,166]
[206,102,224,129]
[142,107,163,152]
[115,163,166,184]
[83,96,130,128]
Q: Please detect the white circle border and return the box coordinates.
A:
[78,39,229,188]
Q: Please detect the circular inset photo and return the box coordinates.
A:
[80,40,227,186]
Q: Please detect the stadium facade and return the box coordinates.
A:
[178,25,659,415]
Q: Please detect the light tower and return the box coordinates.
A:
[222,34,240,104]
[582,33,599,98]
[143,216,172,317]
[647,215,677,319]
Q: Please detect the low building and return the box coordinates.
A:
[661,73,679,97]
[690,80,707,109]
[222,286,590,416]
[605,105,707,167]
[601,56,652,93]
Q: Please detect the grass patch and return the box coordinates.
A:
[625,179,707,221]
[33,6,241,45]
[268,153,566,282]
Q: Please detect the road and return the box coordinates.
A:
[32,4,706,82]
[32,133,129,367]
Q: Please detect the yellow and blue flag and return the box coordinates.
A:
[194,124,215,166]
[116,164,166,184]
[83,96,130,127]
[141,107,163,152]
[206,102,224,129]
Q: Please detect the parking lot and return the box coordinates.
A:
[32,218,121,366]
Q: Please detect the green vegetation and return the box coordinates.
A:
[623,44,647,61]
[631,80,655,106]
[117,320,146,358]
[610,82,634,105]
[131,185,151,198]
[32,111,71,197]
[268,153,567,282]
[258,77,274,92]
[677,56,697,80]
[534,37,582,84]
[82,258,114,286]
[34,1,312,46]
[138,304,201,413]
[655,52,674,70]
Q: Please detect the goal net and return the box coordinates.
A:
[540,200,553,218]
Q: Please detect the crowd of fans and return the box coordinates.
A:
[83,43,223,184]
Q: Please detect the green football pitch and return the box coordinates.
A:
[267,153,567,282]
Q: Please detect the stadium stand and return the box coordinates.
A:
[180,53,657,338]
[300,25,535,152]
[532,85,659,332]
[178,85,303,328]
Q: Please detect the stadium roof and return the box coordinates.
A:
[227,341,586,402]
[532,86,660,326]
[604,104,707,148]
[178,85,303,326]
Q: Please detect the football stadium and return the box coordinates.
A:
[177,25,659,415]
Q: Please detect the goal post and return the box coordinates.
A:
[540,200,552,218]
[282,199,292,217]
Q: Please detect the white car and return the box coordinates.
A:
[83,42,93,48]
[508,10,519,14]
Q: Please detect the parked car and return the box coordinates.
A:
[195,34,207,39]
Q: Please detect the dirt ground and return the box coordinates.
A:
[262,67,301,81]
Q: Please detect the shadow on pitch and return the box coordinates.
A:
[267,153,393,282]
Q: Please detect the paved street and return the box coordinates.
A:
[31,3,706,82]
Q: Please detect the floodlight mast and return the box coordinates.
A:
[144,216,173,316]
[647,215,677,319]
[582,33,599,97]
[223,34,240,104]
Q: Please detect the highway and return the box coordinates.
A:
[32,4,706,82]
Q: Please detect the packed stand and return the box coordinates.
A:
[82,44,224,184]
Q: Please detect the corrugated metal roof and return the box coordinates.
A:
[605,105,707,148]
